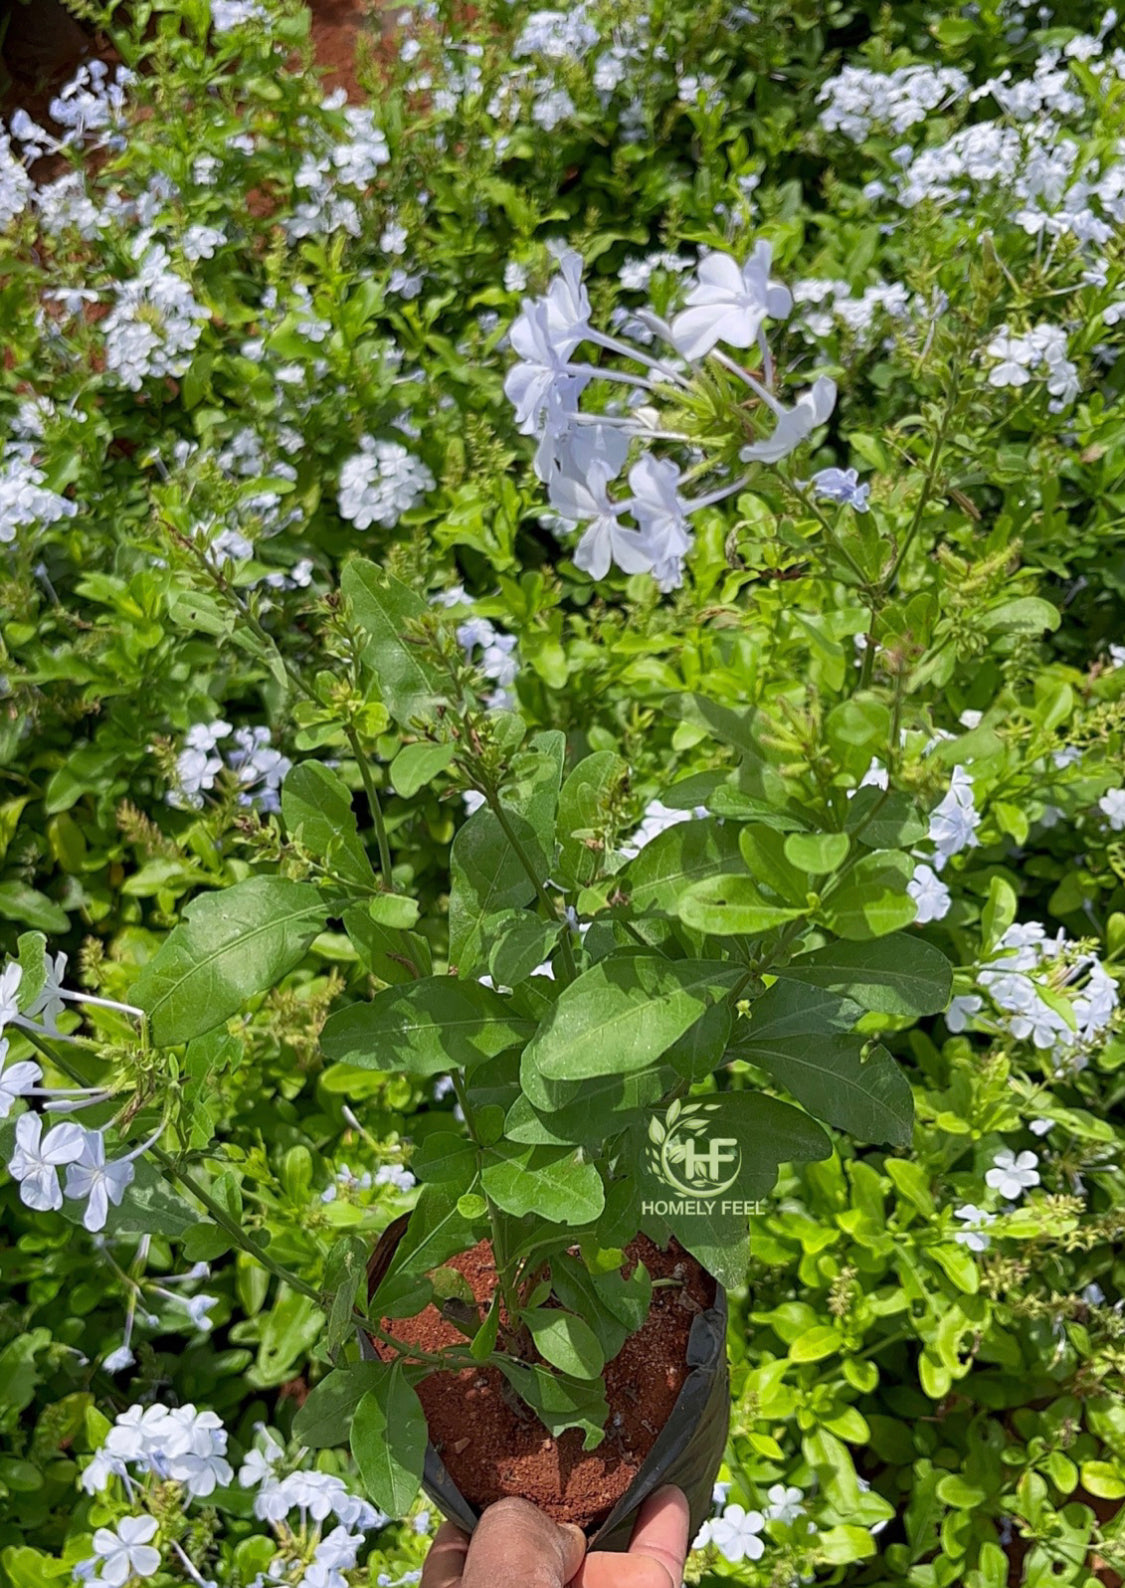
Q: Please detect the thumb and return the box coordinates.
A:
[461,1497,587,1588]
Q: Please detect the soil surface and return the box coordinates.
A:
[371,1233,716,1530]
[0,0,382,145]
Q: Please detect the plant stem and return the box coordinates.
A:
[884,390,958,595]
[484,790,579,985]
[149,1145,325,1304]
[165,519,393,885]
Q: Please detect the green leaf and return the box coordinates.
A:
[497,1359,609,1450]
[390,742,458,799]
[343,904,430,986]
[524,1308,605,1378]
[374,1185,480,1304]
[820,852,918,940]
[979,596,1059,635]
[738,825,807,903]
[784,832,850,874]
[367,893,421,931]
[281,761,374,889]
[489,914,560,987]
[556,751,627,889]
[350,1362,427,1515]
[739,1036,914,1147]
[623,818,746,914]
[507,1065,671,1147]
[778,934,952,1016]
[481,1142,605,1224]
[550,1252,651,1361]
[133,878,326,1046]
[293,1363,386,1447]
[737,980,862,1042]
[524,955,741,1081]
[412,1132,477,1184]
[844,788,927,850]
[0,882,68,934]
[321,977,535,1075]
[678,875,804,936]
[14,931,47,1014]
[448,807,544,977]
[342,560,445,726]
[981,875,1018,951]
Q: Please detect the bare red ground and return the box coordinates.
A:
[0,0,382,142]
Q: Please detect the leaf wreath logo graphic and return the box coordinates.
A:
[646,1098,741,1197]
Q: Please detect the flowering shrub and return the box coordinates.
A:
[0,0,1123,1584]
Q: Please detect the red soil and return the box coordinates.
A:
[370,1234,716,1531]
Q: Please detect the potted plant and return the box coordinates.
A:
[287,548,952,1547]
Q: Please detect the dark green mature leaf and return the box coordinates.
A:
[133,877,326,1046]
[524,955,741,1081]
[342,559,445,726]
[739,1035,914,1147]
[448,807,542,976]
[351,1363,427,1514]
[556,751,627,889]
[778,935,952,1016]
[735,980,863,1042]
[550,1251,652,1361]
[320,977,535,1074]
[845,787,928,849]
[481,1142,605,1223]
[662,1003,733,1082]
[342,904,431,986]
[293,1363,385,1448]
[679,875,805,936]
[821,851,918,940]
[498,1359,609,1450]
[623,818,745,914]
[524,1307,605,1378]
[508,1064,672,1146]
[281,761,373,890]
[0,882,69,934]
[488,914,560,987]
[374,1185,480,1311]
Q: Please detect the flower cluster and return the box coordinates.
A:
[985,322,1079,410]
[337,435,435,531]
[947,922,1119,1070]
[101,235,212,392]
[169,722,292,813]
[504,245,837,590]
[455,616,520,710]
[0,440,80,544]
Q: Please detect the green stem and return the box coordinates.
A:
[149,1145,325,1305]
[790,483,872,587]
[884,391,958,596]
[450,1071,522,1332]
[166,519,393,885]
[343,722,393,884]
[485,789,579,985]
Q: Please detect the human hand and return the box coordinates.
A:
[419,1484,690,1588]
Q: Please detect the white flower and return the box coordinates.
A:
[908,862,952,924]
[985,1148,1040,1200]
[986,332,1033,387]
[338,437,435,530]
[670,243,793,360]
[315,1527,365,1570]
[1028,1117,1054,1136]
[552,458,652,582]
[928,765,981,868]
[629,454,693,591]
[8,1115,85,1211]
[945,993,983,1032]
[740,376,837,463]
[952,1204,996,1251]
[90,1515,161,1585]
[103,1345,136,1374]
[1098,789,1125,831]
[709,1503,766,1563]
[765,1483,805,1523]
[807,466,870,510]
[64,1129,136,1232]
[0,1039,42,1119]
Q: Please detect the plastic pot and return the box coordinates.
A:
[357,1225,730,1553]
